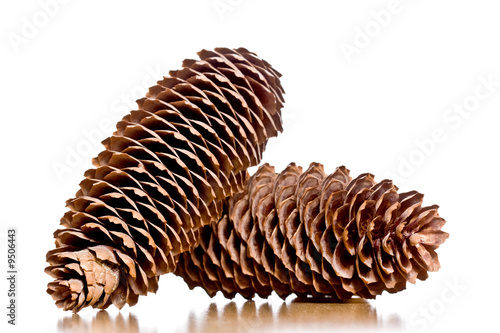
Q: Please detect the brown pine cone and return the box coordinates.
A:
[175,163,448,301]
[45,47,285,312]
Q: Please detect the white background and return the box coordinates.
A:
[1,0,499,332]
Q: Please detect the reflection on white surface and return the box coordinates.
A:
[57,311,157,333]
[56,298,401,333]
[183,298,401,333]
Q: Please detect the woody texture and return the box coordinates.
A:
[175,163,448,300]
[45,47,285,312]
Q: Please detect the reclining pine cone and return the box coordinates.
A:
[45,47,285,312]
[175,163,449,300]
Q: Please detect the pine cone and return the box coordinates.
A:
[45,47,285,312]
[175,163,449,300]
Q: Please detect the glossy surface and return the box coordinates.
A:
[181,299,396,333]
[44,269,480,333]
[56,299,398,333]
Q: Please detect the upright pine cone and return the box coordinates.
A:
[45,48,285,312]
[175,163,448,300]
